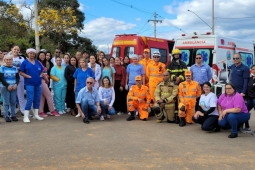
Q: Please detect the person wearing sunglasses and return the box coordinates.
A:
[190,54,212,111]
[223,53,250,132]
[76,77,101,124]
[51,48,64,66]
[146,51,166,117]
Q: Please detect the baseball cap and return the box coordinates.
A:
[185,70,192,76]
[135,75,142,81]
[144,48,150,53]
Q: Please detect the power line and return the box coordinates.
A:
[136,14,154,34]
[148,12,162,37]
[111,0,153,15]
[158,16,186,33]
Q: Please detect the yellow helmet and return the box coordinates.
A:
[172,49,182,55]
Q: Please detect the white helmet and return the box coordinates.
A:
[152,51,161,57]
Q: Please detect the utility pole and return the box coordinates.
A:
[34,0,40,52]
[148,12,162,38]
[212,0,215,35]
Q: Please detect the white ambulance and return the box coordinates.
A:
[173,33,255,95]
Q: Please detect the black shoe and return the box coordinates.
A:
[83,118,90,124]
[5,117,12,122]
[0,114,4,118]
[88,116,93,120]
[11,116,18,121]
[142,118,147,121]
[126,115,135,121]
[179,118,186,127]
[214,127,221,132]
[228,133,238,138]
[148,111,155,117]
[167,120,175,123]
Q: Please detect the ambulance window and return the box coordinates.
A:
[180,50,190,66]
[112,47,121,58]
[150,48,167,63]
[124,47,135,58]
[196,49,210,65]
[239,52,253,68]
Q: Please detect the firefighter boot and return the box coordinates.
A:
[126,111,135,121]
[174,111,180,124]
[179,117,186,127]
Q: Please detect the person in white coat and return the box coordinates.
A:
[88,55,101,89]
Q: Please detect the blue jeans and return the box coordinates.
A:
[246,98,255,112]
[1,87,17,117]
[80,98,98,118]
[192,115,219,131]
[25,85,42,110]
[218,112,250,134]
[100,101,116,116]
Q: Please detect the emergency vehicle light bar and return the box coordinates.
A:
[115,34,137,37]
[182,34,185,36]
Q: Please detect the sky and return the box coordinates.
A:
[79,0,255,53]
[11,0,255,53]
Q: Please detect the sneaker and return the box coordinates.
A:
[58,111,64,115]
[62,110,66,114]
[39,112,48,117]
[106,114,111,119]
[10,116,18,121]
[251,131,255,135]
[51,111,60,117]
[100,115,104,121]
[46,112,52,116]
[240,128,251,133]
[5,117,11,122]
[128,112,131,115]
[136,111,138,116]
[66,108,71,112]
[117,112,122,115]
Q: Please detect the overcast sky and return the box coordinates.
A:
[12,0,255,53]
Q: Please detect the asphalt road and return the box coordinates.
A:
[0,111,255,170]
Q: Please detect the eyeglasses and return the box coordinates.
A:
[86,82,93,84]
[233,58,240,60]
[225,88,232,90]
[55,52,61,53]
[196,57,202,59]
[153,56,160,58]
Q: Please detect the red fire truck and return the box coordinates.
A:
[110,34,175,65]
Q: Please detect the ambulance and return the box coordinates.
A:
[173,33,255,95]
[110,34,175,65]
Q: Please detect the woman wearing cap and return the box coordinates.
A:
[10,45,26,115]
[218,83,250,138]
[125,54,145,90]
[19,48,46,123]
[0,54,20,122]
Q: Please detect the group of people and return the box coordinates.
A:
[0,46,254,139]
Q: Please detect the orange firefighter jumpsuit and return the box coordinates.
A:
[178,80,201,123]
[127,85,151,120]
[146,62,166,103]
[139,58,154,87]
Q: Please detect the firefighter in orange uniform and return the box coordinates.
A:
[139,48,154,87]
[146,51,166,107]
[126,75,151,121]
[178,70,201,127]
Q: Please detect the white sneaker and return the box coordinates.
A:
[66,108,71,112]
[75,112,81,117]
[136,111,138,116]
[58,111,63,115]
[62,110,66,114]
[100,115,104,121]
[117,112,122,115]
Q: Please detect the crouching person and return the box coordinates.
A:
[76,77,101,124]
[153,71,178,123]
[126,75,150,121]
[178,71,201,127]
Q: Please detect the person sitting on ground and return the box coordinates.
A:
[192,82,220,131]
[98,76,116,121]
[126,75,150,121]
[218,83,250,138]
[76,77,101,124]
